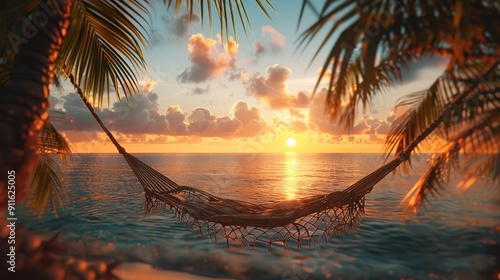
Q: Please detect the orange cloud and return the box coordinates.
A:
[53,91,267,140]
[242,64,311,109]
[177,33,239,84]
[261,25,286,52]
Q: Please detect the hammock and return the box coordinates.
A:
[69,75,411,250]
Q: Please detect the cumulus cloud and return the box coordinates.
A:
[142,78,157,93]
[171,12,200,39]
[187,108,242,136]
[231,101,267,137]
[177,33,239,84]
[260,25,286,53]
[307,88,347,135]
[352,113,395,135]
[55,92,168,135]
[166,105,188,135]
[307,88,396,138]
[52,91,266,139]
[250,26,286,61]
[242,64,311,109]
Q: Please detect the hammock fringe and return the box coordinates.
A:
[135,153,400,250]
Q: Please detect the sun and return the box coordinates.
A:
[286,137,297,148]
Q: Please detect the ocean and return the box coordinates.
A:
[18,153,500,279]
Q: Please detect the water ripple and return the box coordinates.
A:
[19,153,500,279]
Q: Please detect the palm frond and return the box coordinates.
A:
[298,0,498,129]
[0,64,10,86]
[164,0,275,42]
[383,67,460,171]
[384,62,499,171]
[29,121,73,217]
[56,0,151,108]
[38,120,73,164]
[29,154,68,218]
[338,52,413,128]
[402,153,448,212]
[403,105,500,212]
[459,153,500,190]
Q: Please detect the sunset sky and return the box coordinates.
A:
[49,1,448,154]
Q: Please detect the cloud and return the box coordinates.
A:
[151,12,200,45]
[253,40,265,57]
[142,78,157,93]
[307,88,347,135]
[290,120,308,133]
[52,92,266,139]
[231,101,267,137]
[401,55,450,82]
[51,91,171,135]
[149,28,164,46]
[242,64,311,109]
[250,26,286,61]
[307,88,396,138]
[290,108,306,120]
[166,105,188,135]
[171,12,200,39]
[111,94,163,134]
[189,85,210,95]
[49,95,62,109]
[187,108,242,136]
[351,114,394,135]
[261,25,286,53]
[177,33,239,84]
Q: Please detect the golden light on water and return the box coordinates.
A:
[284,153,297,200]
[286,137,297,148]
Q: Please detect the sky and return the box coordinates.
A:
[49,1,449,154]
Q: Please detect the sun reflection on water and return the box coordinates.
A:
[284,153,297,200]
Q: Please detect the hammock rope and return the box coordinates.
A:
[67,67,491,249]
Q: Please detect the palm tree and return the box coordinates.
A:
[0,0,273,213]
[0,0,73,211]
[297,0,499,212]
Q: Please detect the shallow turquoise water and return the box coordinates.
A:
[19,153,500,279]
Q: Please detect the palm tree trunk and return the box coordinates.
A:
[0,0,73,211]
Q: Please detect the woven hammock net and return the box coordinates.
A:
[127,152,402,250]
[71,75,407,250]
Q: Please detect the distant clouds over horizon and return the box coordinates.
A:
[50,77,395,148]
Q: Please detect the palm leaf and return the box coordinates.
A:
[29,154,68,218]
[38,120,73,164]
[29,121,73,217]
[298,0,498,129]
[403,108,500,212]
[164,0,275,42]
[56,0,151,108]
[384,63,499,171]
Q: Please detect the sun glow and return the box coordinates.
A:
[286,137,297,148]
